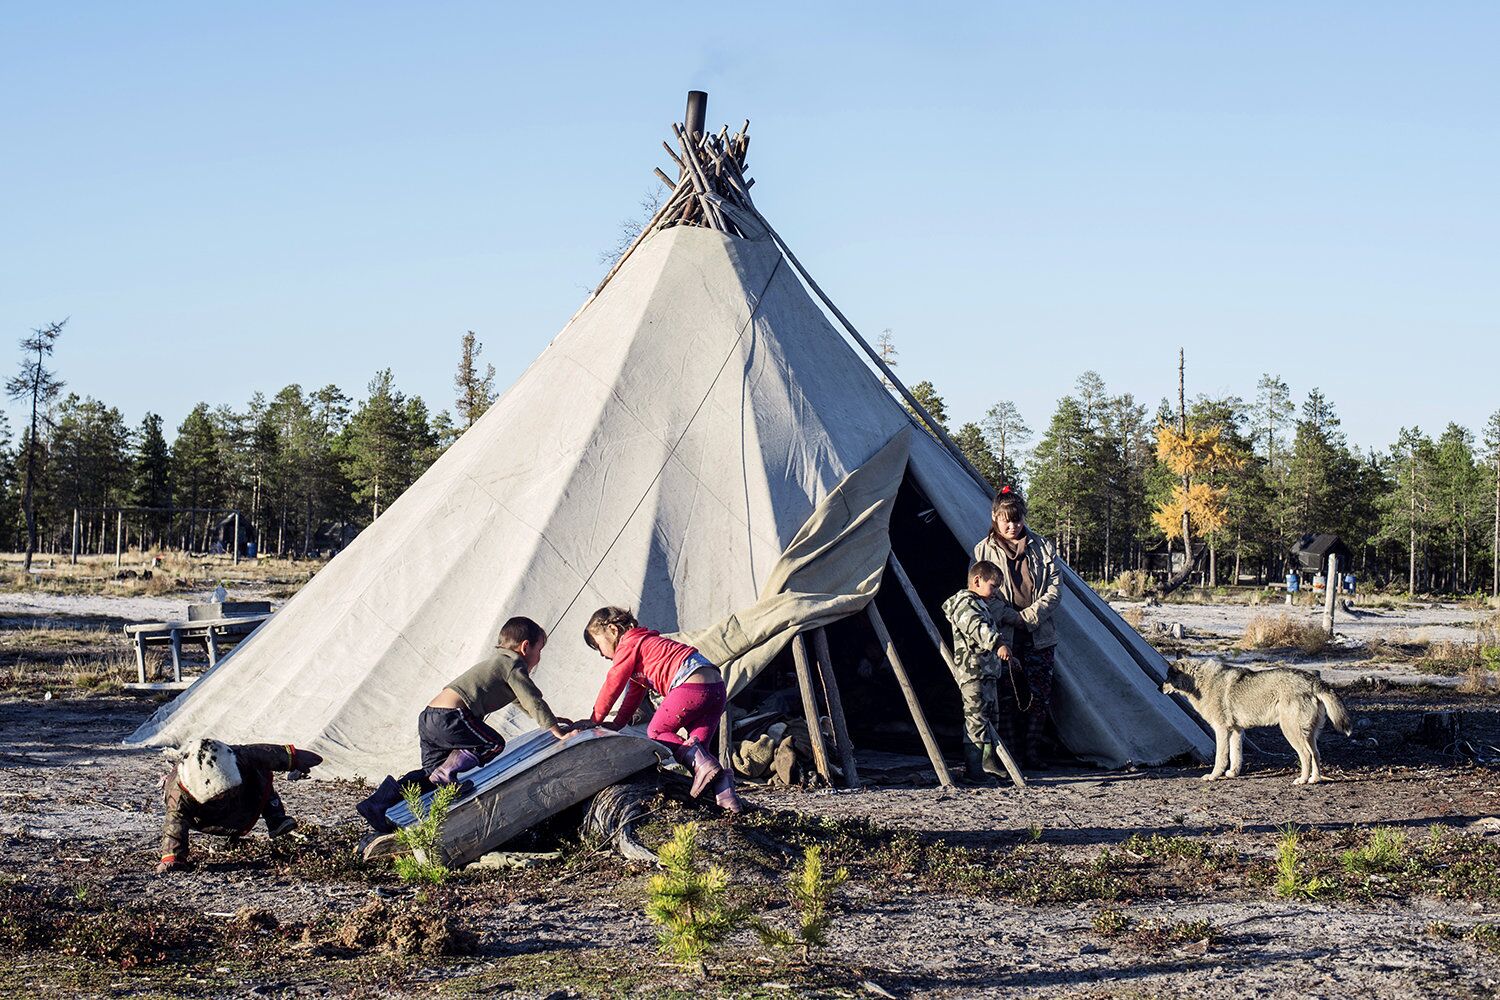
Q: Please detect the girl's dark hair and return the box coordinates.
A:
[989,488,1027,540]
[583,606,638,651]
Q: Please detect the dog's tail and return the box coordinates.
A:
[1316,685,1353,735]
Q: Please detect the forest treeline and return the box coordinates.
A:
[920,368,1500,595]
[2,324,497,560]
[6,320,1497,595]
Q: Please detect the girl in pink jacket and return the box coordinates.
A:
[584,606,743,813]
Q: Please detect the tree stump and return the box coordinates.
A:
[1417,711,1462,751]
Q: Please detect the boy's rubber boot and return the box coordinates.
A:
[963,745,999,787]
[710,768,744,814]
[356,775,401,833]
[683,741,723,799]
[980,743,1010,781]
[267,816,298,839]
[428,749,480,786]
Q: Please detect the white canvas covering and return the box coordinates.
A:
[130,225,1209,777]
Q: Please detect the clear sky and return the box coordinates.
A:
[3,3,1496,454]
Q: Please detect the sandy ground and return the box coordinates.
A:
[3,597,1500,998]
[1121,598,1490,646]
[0,589,280,631]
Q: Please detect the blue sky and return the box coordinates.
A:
[3,3,1496,453]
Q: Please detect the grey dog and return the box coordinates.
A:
[1162,659,1353,784]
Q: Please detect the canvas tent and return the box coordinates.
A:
[130,95,1210,781]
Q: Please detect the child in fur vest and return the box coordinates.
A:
[157,737,323,874]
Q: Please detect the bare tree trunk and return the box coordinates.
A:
[1493,457,1499,597]
[1408,445,1418,596]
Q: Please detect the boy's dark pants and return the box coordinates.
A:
[418,706,506,775]
[999,637,1055,764]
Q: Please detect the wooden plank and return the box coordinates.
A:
[169,629,183,683]
[205,627,219,666]
[132,634,148,685]
[885,554,1026,787]
[810,627,860,788]
[865,603,955,788]
[790,634,834,785]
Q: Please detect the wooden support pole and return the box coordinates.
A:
[718,707,731,765]
[865,603,955,788]
[115,510,123,569]
[886,554,1026,787]
[232,512,241,566]
[1322,552,1339,635]
[70,508,79,564]
[790,633,834,785]
[811,627,860,788]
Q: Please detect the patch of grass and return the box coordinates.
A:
[1130,917,1219,950]
[0,880,207,970]
[1092,906,1130,936]
[1123,833,1216,869]
[1340,826,1408,876]
[1239,614,1329,655]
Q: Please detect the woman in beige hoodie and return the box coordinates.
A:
[971,487,1062,765]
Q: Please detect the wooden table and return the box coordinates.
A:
[123,613,272,689]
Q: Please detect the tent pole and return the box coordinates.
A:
[811,627,860,788]
[886,554,1026,787]
[790,633,834,785]
[717,708,731,765]
[865,603,955,788]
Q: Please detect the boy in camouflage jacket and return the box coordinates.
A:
[941,561,1015,785]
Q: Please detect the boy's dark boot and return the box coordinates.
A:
[263,790,296,838]
[962,744,999,787]
[356,775,402,834]
[980,743,1011,782]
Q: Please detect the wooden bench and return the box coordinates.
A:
[123,613,272,689]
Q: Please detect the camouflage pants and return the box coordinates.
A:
[957,675,1001,750]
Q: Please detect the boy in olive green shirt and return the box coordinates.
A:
[356,616,573,832]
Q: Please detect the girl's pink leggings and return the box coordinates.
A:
[648,680,727,765]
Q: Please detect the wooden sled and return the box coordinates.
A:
[361,728,666,868]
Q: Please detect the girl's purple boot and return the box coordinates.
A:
[681,740,723,798]
[710,768,744,814]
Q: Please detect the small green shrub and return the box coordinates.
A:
[1274,825,1329,900]
[645,822,746,975]
[393,782,458,885]
[754,845,849,962]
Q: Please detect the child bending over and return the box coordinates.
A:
[157,737,323,873]
[356,616,573,833]
[941,560,1016,785]
[584,607,743,814]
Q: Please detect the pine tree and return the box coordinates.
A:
[1379,427,1437,594]
[953,423,1003,487]
[1485,410,1500,597]
[907,380,949,433]
[875,329,899,391]
[131,414,172,548]
[343,371,427,522]
[6,319,66,572]
[453,331,497,431]
[982,400,1031,487]
[644,822,744,975]
[171,404,222,550]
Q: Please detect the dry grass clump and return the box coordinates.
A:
[1239,614,1329,655]
[1112,570,1152,599]
[1120,606,1145,630]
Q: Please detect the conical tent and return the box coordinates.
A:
[130,106,1209,779]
